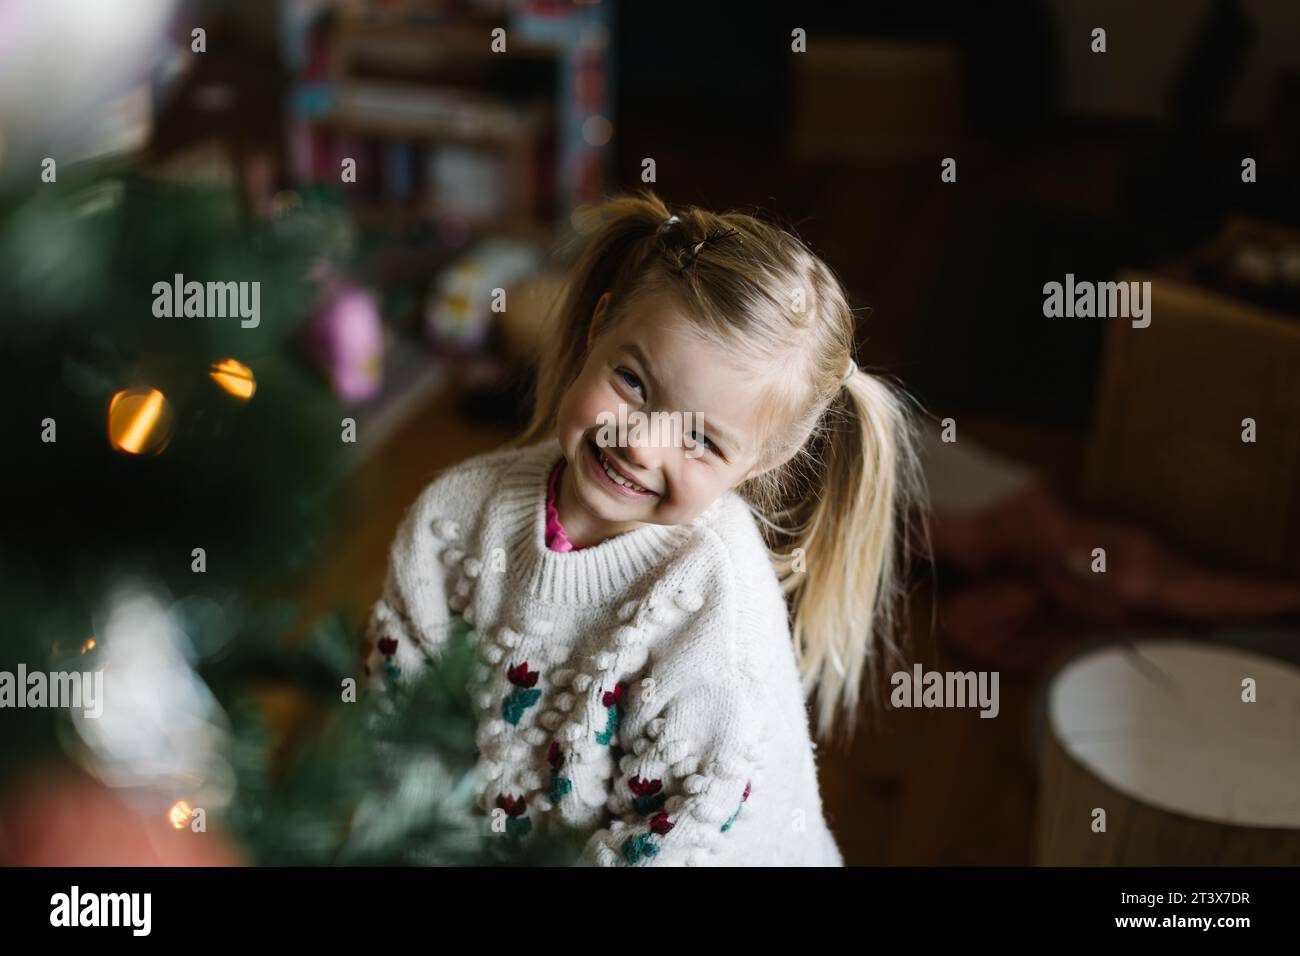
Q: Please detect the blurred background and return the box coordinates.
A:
[1,0,1299,866]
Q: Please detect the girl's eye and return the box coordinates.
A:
[688,431,719,456]
[615,367,644,395]
[611,367,721,459]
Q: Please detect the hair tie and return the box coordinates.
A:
[658,214,680,234]
[842,357,858,384]
[673,227,740,277]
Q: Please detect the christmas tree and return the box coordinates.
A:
[0,167,579,866]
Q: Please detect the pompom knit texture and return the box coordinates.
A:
[364,437,845,866]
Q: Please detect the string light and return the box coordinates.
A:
[168,800,192,830]
[107,388,173,455]
[209,358,256,399]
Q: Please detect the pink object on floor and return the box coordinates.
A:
[927,481,1300,674]
[545,457,585,552]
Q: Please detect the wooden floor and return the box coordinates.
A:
[817,588,1042,865]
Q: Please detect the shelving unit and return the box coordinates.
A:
[287,2,612,236]
[276,1,611,452]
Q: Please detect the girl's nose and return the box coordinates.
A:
[621,441,654,472]
[621,431,659,472]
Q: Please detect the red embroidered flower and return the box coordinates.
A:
[742,781,751,802]
[507,662,539,687]
[377,637,398,657]
[496,793,527,817]
[628,776,662,797]
[602,682,625,708]
[649,812,674,835]
[547,741,565,770]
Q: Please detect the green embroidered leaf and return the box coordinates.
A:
[502,686,542,725]
[547,772,572,803]
[594,703,619,745]
[621,831,660,864]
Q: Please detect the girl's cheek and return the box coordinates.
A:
[577,377,622,425]
[558,370,606,432]
[657,464,711,516]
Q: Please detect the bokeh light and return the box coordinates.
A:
[209,358,256,400]
[107,388,174,456]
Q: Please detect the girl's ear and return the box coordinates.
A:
[739,452,777,485]
[587,292,612,349]
[740,441,799,484]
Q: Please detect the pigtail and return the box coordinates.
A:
[766,369,930,743]
[512,189,674,449]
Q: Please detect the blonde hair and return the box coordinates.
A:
[512,188,930,742]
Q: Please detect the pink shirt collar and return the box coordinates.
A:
[545,457,584,552]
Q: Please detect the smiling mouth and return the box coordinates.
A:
[587,437,657,496]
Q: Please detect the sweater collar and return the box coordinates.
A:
[496,437,723,605]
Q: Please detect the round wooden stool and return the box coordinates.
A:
[1035,637,1300,865]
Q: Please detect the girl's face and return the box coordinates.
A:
[555,291,776,537]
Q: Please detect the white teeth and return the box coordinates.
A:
[598,449,649,493]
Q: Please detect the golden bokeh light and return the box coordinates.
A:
[107,388,174,455]
[168,800,193,830]
[209,358,256,400]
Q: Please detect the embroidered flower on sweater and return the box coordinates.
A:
[595,681,624,745]
[621,832,659,863]
[502,661,542,725]
[497,793,527,815]
[496,793,532,837]
[546,741,572,803]
[628,775,667,815]
[720,780,752,832]
[507,661,539,687]
[620,811,675,864]
[374,636,401,686]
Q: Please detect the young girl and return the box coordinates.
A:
[364,190,925,866]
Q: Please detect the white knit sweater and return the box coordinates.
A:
[364,437,845,866]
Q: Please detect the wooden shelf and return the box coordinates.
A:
[336,20,563,63]
[320,100,547,149]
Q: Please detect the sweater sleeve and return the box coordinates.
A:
[577,554,765,866]
[363,474,470,692]
[580,678,759,866]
